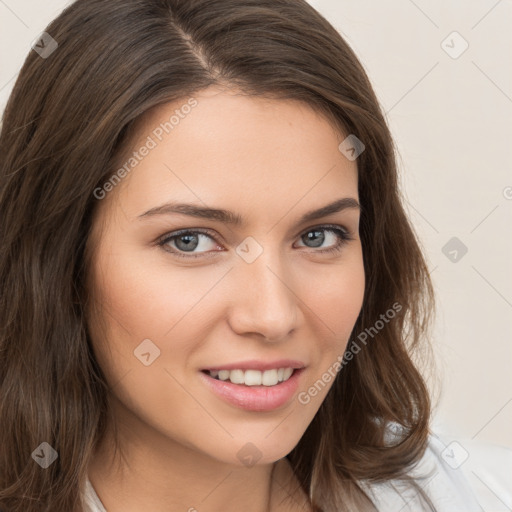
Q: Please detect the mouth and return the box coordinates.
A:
[199,365,305,412]
[201,367,296,387]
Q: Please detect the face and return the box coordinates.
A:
[86,86,365,468]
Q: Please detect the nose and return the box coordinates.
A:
[227,249,302,342]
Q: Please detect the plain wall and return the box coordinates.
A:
[1,0,511,449]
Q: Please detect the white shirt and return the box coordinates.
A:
[82,432,512,511]
[363,432,512,511]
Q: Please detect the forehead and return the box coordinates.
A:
[100,87,359,224]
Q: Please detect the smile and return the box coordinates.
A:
[199,366,305,412]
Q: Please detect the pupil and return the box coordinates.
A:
[306,230,324,248]
[176,234,198,251]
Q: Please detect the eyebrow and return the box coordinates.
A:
[138,197,361,226]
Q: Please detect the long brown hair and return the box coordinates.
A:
[0,1,436,510]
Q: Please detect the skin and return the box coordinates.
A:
[86,85,365,512]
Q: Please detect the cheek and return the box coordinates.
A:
[298,247,365,399]
[308,248,365,345]
[87,242,230,372]
[93,241,197,332]
[327,263,364,320]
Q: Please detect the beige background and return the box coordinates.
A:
[1,0,511,449]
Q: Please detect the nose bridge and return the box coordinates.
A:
[229,238,299,340]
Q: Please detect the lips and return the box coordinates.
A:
[199,360,305,411]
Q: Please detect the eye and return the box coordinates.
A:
[157,224,353,259]
[157,229,221,258]
[294,225,353,254]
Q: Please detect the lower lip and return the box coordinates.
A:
[199,369,304,412]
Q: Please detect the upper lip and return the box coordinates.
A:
[202,359,306,372]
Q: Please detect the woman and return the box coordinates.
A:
[0,1,509,511]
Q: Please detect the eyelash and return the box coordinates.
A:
[156,224,354,259]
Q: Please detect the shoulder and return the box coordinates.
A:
[361,425,512,511]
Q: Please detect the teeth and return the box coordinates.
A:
[282,367,293,381]
[262,369,278,386]
[218,370,230,381]
[229,369,244,384]
[207,368,295,386]
[244,369,262,386]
